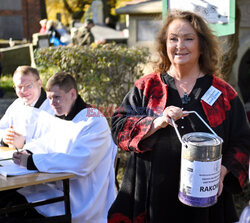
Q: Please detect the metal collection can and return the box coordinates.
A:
[172,111,223,207]
[178,132,223,207]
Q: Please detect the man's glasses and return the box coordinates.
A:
[14,81,38,92]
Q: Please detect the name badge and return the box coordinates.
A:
[201,86,222,106]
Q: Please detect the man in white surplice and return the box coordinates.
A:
[0,66,55,149]
[12,72,117,223]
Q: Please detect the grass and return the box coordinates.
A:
[0,74,15,98]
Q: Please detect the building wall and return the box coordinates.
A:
[0,0,42,41]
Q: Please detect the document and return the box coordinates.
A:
[0,160,37,177]
[0,146,16,160]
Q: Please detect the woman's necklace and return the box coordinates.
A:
[174,72,201,105]
[181,92,190,104]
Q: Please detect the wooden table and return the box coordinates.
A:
[0,172,75,223]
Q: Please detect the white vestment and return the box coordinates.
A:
[17,107,117,223]
[0,97,55,143]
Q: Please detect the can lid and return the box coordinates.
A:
[182,132,223,146]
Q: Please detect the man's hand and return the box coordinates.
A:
[12,150,30,167]
[3,127,26,149]
[13,132,26,149]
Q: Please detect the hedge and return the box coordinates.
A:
[34,43,149,116]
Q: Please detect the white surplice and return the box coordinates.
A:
[17,107,117,223]
[0,97,55,143]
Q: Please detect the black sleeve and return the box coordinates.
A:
[0,138,8,147]
[27,155,38,170]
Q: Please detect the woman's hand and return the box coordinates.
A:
[155,106,188,129]
[142,106,188,140]
[217,165,229,197]
[12,150,30,167]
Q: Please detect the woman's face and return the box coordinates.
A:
[166,19,200,68]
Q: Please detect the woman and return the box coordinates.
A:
[108,10,250,223]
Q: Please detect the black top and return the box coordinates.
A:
[108,72,250,223]
[34,88,47,108]
[56,95,87,120]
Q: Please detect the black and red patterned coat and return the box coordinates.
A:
[109,72,250,223]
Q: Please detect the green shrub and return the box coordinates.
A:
[34,43,149,114]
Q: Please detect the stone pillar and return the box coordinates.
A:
[91,0,103,24]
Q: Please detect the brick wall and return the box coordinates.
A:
[0,0,42,41]
[22,0,42,40]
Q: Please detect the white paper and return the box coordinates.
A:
[180,158,221,198]
[0,160,37,177]
[0,147,24,160]
[201,86,222,106]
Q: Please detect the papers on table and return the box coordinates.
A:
[0,160,37,177]
[0,146,16,160]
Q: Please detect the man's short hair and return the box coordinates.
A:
[13,66,40,80]
[46,72,78,93]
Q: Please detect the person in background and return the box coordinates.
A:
[39,19,47,34]
[239,203,250,223]
[11,72,117,223]
[238,161,250,223]
[0,66,54,149]
[46,20,61,40]
[105,16,116,29]
[108,10,250,223]
[46,20,66,46]
[72,19,95,46]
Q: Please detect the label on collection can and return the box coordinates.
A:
[179,158,221,198]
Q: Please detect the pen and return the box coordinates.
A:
[0,158,12,161]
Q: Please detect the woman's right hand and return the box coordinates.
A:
[154,106,187,129]
[142,106,188,140]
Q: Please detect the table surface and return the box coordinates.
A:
[0,172,75,191]
[0,147,75,191]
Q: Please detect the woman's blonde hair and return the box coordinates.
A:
[155,10,222,76]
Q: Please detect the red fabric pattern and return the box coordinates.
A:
[129,117,155,153]
[117,117,141,152]
[201,76,237,127]
[108,212,147,223]
[135,73,167,116]
[108,213,132,223]
[134,212,147,223]
[234,150,249,188]
[117,73,168,152]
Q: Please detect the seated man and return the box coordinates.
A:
[11,72,117,223]
[0,66,54,149]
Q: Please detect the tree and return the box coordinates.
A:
[62,0,92,20]
[220,2,240,81]
[45,0,128,25]
[40,0,47,19]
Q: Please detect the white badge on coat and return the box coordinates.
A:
[201,86,222,106]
